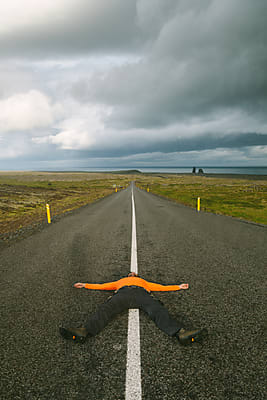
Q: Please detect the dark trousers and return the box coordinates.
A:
[85,286,182,336]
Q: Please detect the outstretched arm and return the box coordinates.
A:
[73,281,117,290]
[146,282,189,291]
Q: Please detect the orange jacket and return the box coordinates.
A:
[84,276,181,292]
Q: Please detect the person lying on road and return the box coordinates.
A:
[59,272,207,345]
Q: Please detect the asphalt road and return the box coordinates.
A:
[1,184,266,400]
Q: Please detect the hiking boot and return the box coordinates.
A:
[59,327,88,343]
[178,328,207,345]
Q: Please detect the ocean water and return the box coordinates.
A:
[40,166,267,175]
[136,166,267,175]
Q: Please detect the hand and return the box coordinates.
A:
[73,282,85,289]
[179,283,189,290]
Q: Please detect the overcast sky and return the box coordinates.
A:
[0,0,267,170]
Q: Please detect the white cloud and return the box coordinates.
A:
[0,1,74,34]
[0,90,63,132]
[49,129,95,150]
[32,104,105,150]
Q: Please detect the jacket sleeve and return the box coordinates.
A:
[146,282,181,291]
[84,281,117,290]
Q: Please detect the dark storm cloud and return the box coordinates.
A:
[1,0,267,167]
[0,1,142,58]
[138,133,267,156]
[52,133,266,159]
[71,0,267,131]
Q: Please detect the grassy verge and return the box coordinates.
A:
[1,172,266,236]
[135,174,267,225]
[0,172,132,235]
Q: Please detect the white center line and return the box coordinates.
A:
[125,186,142,400]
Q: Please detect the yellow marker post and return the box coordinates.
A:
[147,187,149,193]
[197,197,200,212]
[115,187,118,193]
[46,204,51,224]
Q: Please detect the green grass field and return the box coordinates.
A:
[136,174,267,225]
[0,172,132,234]
[0,171,266,236]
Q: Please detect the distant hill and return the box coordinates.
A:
[113,170,142,174]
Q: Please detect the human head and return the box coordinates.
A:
[128,272,138,277]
